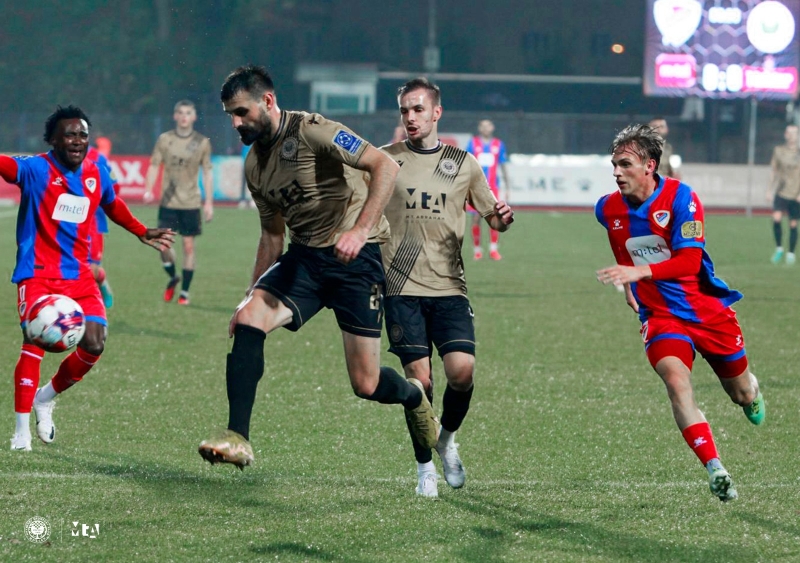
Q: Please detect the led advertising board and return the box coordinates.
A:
[644,0,799,99]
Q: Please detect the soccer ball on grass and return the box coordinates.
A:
[25,294,86,353]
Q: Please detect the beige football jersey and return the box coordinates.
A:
[658,141,675,177]
[150,130,213,210]
[245,110,390,247]
[771,145,800,200]
[380,140,497,297]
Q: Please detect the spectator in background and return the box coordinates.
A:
[143,100,214,305]
[466,119,511,260]
[768,124,800,265]
[649,117,681,180]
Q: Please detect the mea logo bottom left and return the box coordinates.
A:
[71,522,100,539]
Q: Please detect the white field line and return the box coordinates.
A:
[1,472,797,489]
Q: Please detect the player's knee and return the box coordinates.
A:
[79,337,105,356]
[351,377,378,398]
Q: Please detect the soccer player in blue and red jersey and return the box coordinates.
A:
[467,119,510,260]
[595,124,765,502]
[1,106,174,452]
[86,137,115,307]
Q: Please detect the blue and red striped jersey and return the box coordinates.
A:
[595,176,742,323]
[86,146,115,234]
[466,137,508,189]
[12,151,117,283]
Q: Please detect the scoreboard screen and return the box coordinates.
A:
[644,0,799,99]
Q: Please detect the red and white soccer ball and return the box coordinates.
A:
[25,294,86,353]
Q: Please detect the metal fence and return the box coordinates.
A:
[0,110,789,165]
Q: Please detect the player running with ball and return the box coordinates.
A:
[2,105,174,451]
[595,124,765,502]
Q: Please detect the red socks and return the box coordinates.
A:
[14,344,44,413]
[471,224,481,248]
[490,229,499,245]
[51,348,101,394]
[681,422,719,465]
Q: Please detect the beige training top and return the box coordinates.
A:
[658,141,675,178]
[771,144,800,200]
[150,130,213,209]
[380,140,497,297]
[245,111,390,247]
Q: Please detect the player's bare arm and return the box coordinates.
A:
[335,145,399,264]
[485,200,515,232]
[142,162,160,203]
[248,213,286,292]
[202,167,214,222]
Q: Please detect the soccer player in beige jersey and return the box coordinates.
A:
[143,100,214,305]
[768,124,800,265]
[381,78,515,497]
[197,65,438,469]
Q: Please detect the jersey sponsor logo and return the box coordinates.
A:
[688,201,697,213]
[333,130,363,155]
[52,193,91,224]
[85,177,97,193]
[680,220,703,238]
[625,234,671,265]
[653,210,671,227]
[612,218,623,230]
[280,138,298,160]
[52,177,63,186]
[476,152,496,167]
[404,188,447,214]
[438,158,458,176]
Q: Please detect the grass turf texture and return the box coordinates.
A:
[0,206,798,562]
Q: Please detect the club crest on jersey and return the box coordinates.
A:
[333,130,363,155]
[653,210,671,227]
[84,178,97,193]
[280,138,298,160]
[438,158,458,176]
[680,220,703,239]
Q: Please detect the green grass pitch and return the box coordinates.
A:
[0,206,798,562]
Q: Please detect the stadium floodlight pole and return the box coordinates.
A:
[746,97,758,219]
[423,0,440,76]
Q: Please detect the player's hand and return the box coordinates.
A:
[495,201,514,225]
[204,203,214,223]
[596,264,650,286]
[229,293,253,337]
[140,228,175,251]
[142,191,154,204]
[334,226,368,264]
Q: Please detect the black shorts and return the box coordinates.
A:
[773,195,800,220]
[255,243,385,338]
[158,207,202,236]
[384,295,475,366]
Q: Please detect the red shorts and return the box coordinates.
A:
[17,277,107,329]
[641,309,748,378]
[467,185,499,213]
[89,227,105,265]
